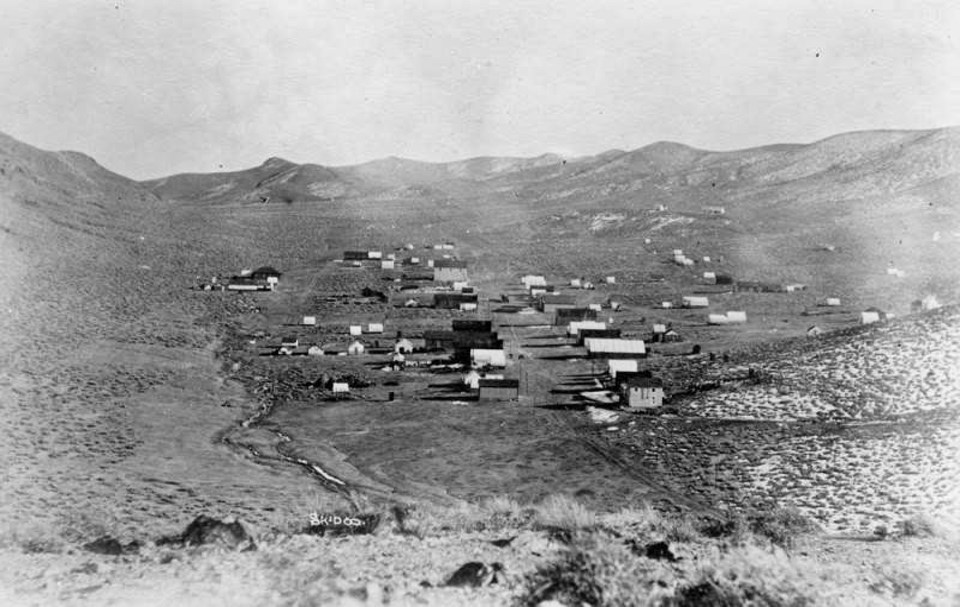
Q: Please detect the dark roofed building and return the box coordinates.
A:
[555,307,598,325]
[343,251,368,261]
[577,328,621,345]
[433,292,479,309]
[453,319,493,333]
[478,378,520,401]
[537,293,578,314]
[250,266,282,279]
[434,259,469,283]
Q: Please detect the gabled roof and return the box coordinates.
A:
[251,266,282,277]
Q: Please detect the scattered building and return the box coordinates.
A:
[825,297,841,307]
[703,271,717,284]
[302,316,317,326]
[433,259,468,283]
[567,320,607,336]
[394,338,414,354]
[433,292,478,310]
[620,376,664,409]
[307,345,325,356]
[860,311,882,325]
[349,325,362,336]
[478,378,520,401]
[577,328,622,345]
[538,293,578,314]
[522,275,547,289]
[608,359,639,379]
[555,307,598,326]
[343,251,368,261]
[367,251,383,260]
[453,319,493,333]
[381,259,395,270]
[682,296,710,308]
[784,283,807,293]
[367,323,384,334]
[332,382,350,394]
[726,311,747,323]
[280,336,299,349]
[347,341,366,355]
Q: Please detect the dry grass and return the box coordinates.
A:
[534,494,598,533]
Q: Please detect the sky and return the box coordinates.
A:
[1,0,958,179]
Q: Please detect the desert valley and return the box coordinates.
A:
[1,126,959,605]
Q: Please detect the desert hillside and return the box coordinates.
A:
[1,127,959,605]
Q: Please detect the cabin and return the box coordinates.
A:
[702,256,711,263]
[302,316,317,326]
[584,338,646,359]
[605,276,616,284]
[453,319,493,333]
[367,251,383,260]
[478,378,520,401]
[250,266,283,282]
[347,341,366,355]
[555,307,598,325]
[538,293,578,314]
[367,323,384,334]
[825,297,841,307]
[652,323,666,335]
[661,328,682,343]
[459,302,478,311]
[620,376,664,410]
[307,345,325,356]
[280,336,299,349]
[433,259,468,283]
[471,349,507,368]
[608,359,639,379]
[349,325,362,336]
[860,311,881,325]
[433,292,478,309]
[567,320,607,337]
[784,283,807,293]
[661,301,673,309]
[343,251,368,261]
[522,275,547,289]
[381,260,396,270]
[702,272,717,284]
[394,338,414,354]
[682,296,710,308]
[570,278,582,288]
[707,313,729,325]
[726,311,747,323]
[331,382,350,395]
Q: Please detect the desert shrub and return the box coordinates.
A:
[534,494,598,533]
[599,503,664,537]
[391,502,482,539]
[675,544,825,606]
[519,532,675,607]
[478,495,534,531]
[896,513,942,538]
[867,565,925,600]
[745,506,818,549]
[0,522,64,554]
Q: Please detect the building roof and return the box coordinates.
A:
[434,259,468,269]
[251,266,282,277]
[585,338,646,354]
[540,294,577,305]
[621,375,663,388]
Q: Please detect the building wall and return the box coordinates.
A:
[626,386,663,409]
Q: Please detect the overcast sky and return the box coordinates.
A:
[1,0,958,179]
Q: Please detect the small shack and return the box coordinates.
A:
[620,376,664,410]
[381,260,395,270]
[394,338,414,354]
[682,296,710,308]
[478,378,520,401]
[702,272,717,284]
[367,323,384,334]
[307,345,325,356]
[434,259,469,283]
[556,307,598,326]
[347,341,366,355]
[825,297,841,307]
[522,275,547,289]
[538,293,578,314]
[280,336,299,349]
[608,359,639,379]
[349,325,363,336]
[302,316,317,326]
